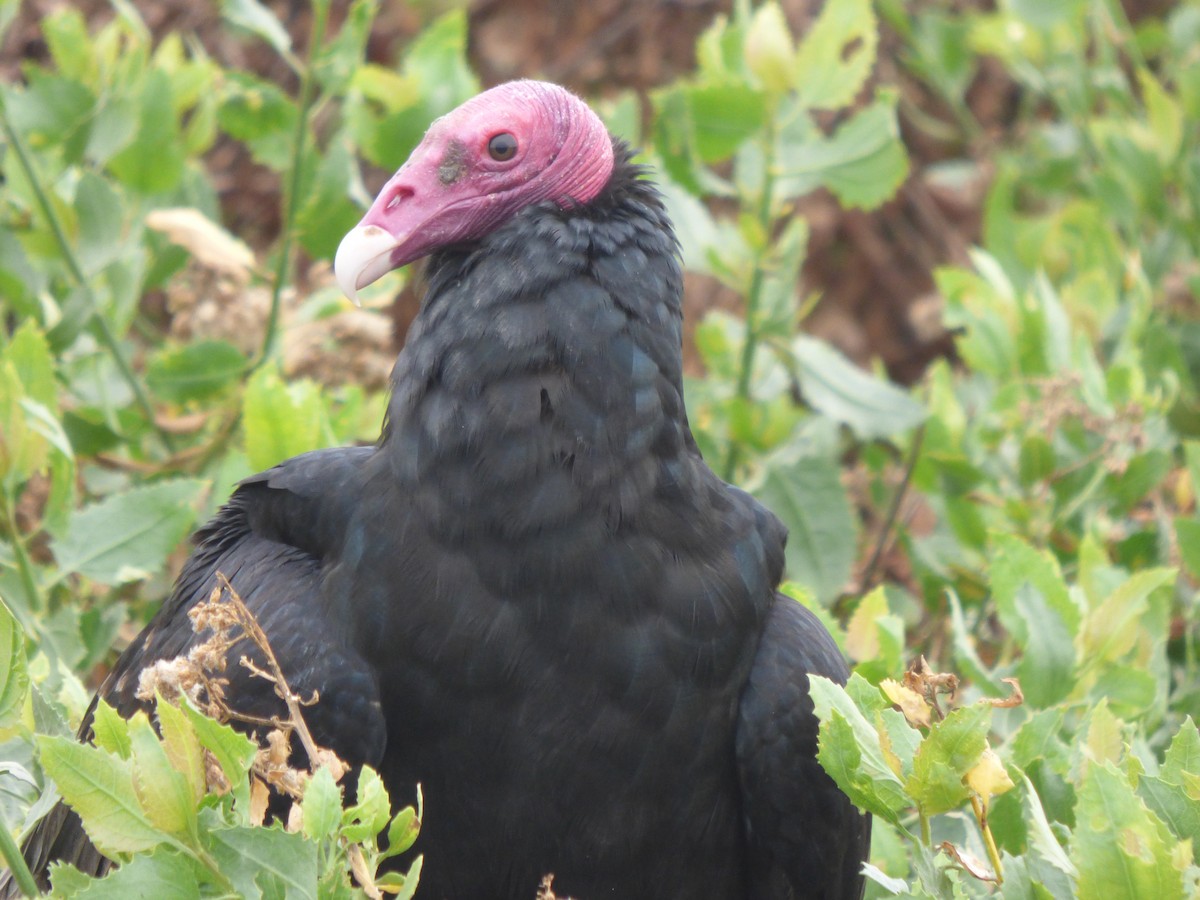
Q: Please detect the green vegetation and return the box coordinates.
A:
[0,0,1197,896]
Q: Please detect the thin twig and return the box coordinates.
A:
[859,423,926,591]
[252,1,330,371]
[215,573,326,774]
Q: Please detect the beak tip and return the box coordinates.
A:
[334,224,399,305]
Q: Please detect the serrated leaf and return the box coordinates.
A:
[1138,775,1200,847]
[1161,718,1200,785]
[147,341,247,404]
[301,766,341,842]
[754,455,856,603]
[0,598,29,730]
[37,735,167,855]
[809,674,909,823]
[51,479,206,585]
[51,847,204,899]
[7,319,57,413]
[906,703,991,815]
[128,713,196,836]
[203,821,317,900]
[155,698,205,807]
[792,335,925,439]
[1074,762,1185,900]
[90,699,132,759]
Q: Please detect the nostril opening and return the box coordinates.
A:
[385,185,414,211]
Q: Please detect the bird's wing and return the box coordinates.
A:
[7,446,385,892]
[736,594,871,900]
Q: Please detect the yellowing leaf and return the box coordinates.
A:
[846,586,888,662]
[964,748,1014,813]
[881,678,931,729]
[744,3,794,92]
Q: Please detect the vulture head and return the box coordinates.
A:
[335,80,615,302]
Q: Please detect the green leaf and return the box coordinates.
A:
[1174,517,1200,580]
[128,712,197,837]
[107,69,185,194]
[1138,775,1200,848]
[49,848,205,899]
[792,335,926,439]
[778,93,910,208]
[242,367,329,471]
[155,698,206,807]
[809,674,910,823]
[203,821,317,900]
[684,83,767,163]
[1074,762,1185,900]
[906,703,991,815]
[792,0,877,109]
[0,598,29,730]
[1012,581,1077,708]
[50,478,206,585]
[90,699,133,759]
[3,72,96,162]
[341,766,391,842]
[7,320,57,413]
[313,0,375,96]
[180,697,257,811]
[217,72,298,170]
[402,10,479,121]
[146,340,247,404]
[301,766,341,842]
[36,735,167,855]
[383,804,422,860]
[1020,773,1078,880]
[754,455,856,603]
[1161,718,1200,785]
[220,0,293,59]
[1081,568,1175,668]
[294,135,362,260]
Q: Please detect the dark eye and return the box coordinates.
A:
[487,132,518,162]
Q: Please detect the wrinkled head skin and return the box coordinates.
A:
[335,80,615,303]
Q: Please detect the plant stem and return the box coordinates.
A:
[1,495,42,617]
[0,809,40,897]
[721,127,778,482]
[859,423,926,591]
[0,101,175,454]
[252,1,330,371]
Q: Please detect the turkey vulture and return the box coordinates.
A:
[4,80,869,899]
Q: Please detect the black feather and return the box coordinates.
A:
[2,139,867,900]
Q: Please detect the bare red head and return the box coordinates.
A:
[335,80,615,302]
